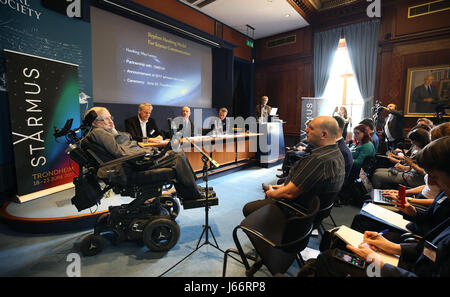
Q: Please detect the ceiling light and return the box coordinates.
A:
[285,13,291,17]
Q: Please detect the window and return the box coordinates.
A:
[322,38,364,139]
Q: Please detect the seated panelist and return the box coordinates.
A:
[84,106,205,201]
[207,107,231,135]
[125,102,163,143]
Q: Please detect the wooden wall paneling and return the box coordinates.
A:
[395,1,450,37]
[255,27,312,62]
[223,25,252,61]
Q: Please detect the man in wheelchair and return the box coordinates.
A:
[83,106,207,202]
[59,106,215,256]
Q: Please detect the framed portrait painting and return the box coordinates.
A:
[404,64,450,117]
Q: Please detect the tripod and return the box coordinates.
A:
[158,137,225,276]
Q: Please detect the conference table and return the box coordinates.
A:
[139,132,262,173]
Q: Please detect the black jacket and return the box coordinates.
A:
[124,115,162,142]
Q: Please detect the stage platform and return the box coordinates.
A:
[0,187,134,234]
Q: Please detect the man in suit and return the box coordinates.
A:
[255,96,272,121]
[411,74,439,114]
[125,103,163,143]
[84,106,206,201]
[382,103,403,151]
[179,106,195,137]
[211,107,231,135]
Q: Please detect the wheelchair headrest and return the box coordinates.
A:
[83,110,97,127]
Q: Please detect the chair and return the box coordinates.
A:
[313,202,337,236]
[361,155,377,180]
[222,196,320,276]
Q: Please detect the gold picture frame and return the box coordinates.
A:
[405,64,450,117]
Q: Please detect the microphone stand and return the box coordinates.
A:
[159,135,240,276]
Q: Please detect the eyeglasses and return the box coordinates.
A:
[96,116,114,122]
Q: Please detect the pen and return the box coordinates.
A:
[378,229,389,236]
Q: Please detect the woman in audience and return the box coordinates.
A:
[346,124,376,184]
[298,136,450,277]
[382,123,450,207]
[382,178,439,208]
[370,128,429,189]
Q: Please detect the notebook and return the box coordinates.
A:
[362,203,411,231]
[334,225,399,266]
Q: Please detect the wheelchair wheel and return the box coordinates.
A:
[159,196,180,218]
[142,217,180,252]
[80,234,106,256]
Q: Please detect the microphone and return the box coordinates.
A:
[54,118,73,138]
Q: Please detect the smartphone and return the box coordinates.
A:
[262,183,269,192]
[398,184,406,207]
[332,249,367,269]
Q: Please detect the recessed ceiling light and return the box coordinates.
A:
[285,13,291,17]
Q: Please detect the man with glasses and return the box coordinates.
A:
[83,106,205,200]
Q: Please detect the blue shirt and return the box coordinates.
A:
[337,138,353,179]
[371,132,379,152]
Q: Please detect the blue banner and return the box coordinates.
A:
[0,0,92,197]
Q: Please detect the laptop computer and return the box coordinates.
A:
[270,107,278,116]
[370,189,395,206]
[360,168,395,206]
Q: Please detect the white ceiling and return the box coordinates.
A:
[179,0,310,40]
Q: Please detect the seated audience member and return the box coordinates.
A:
[379,123,450,208]
[347,124,376,183]
[371,128,429,189]
[381,176,439,208]
[299,136,450,277]
[333,115,353,181]
[243,116,345,217]
[125,103,164,143]
[359,118,379,151]
[277,119,313,178]
[84,106,205,201]
[431,122,450,140]
[416,117,434,130]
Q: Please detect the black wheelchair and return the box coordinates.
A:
[53,113,198,256]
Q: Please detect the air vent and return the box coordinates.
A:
[196,0,217,8]
[267,35,296,48]
[181,0,218,8]
[408,0,450,18]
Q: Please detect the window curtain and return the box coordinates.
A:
[313,27,341,98]
[343,19,380,118]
